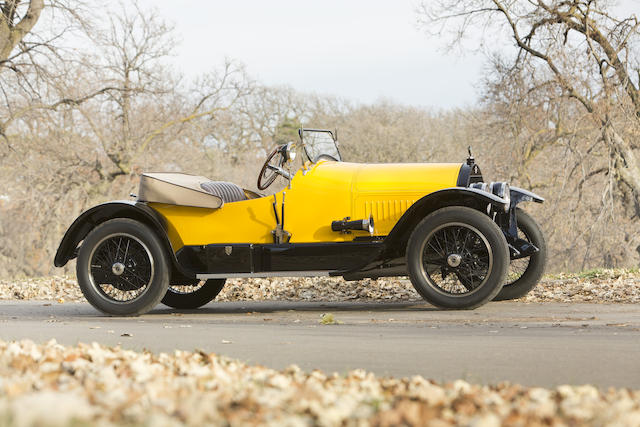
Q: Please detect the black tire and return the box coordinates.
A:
[494,209,547,301]
[406,206,509,309]
[162,279,226,309]
[76,218,170,316]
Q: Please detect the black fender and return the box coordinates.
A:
[53,201,190,278]
[510,186,544,206]
[501,187,544,258]
[382,187,509,256]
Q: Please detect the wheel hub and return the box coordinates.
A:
[447,253,462,268]
[111,262,125,276]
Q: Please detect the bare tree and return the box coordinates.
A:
[0,1,255,276]
[420,0,640,217]
[0,0,117,148]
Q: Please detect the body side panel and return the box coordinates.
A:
[150,161,358,249]
[149,161,463,250]
[352,163,461,234]
[175,241,384,275]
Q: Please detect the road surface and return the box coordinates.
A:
[1,300,638,388]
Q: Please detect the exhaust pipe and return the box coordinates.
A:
[331,216,374,235]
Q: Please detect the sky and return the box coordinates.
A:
[136,0,485,109]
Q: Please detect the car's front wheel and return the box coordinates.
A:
[76,218,170,316]
[493,209,547,301]
[406,206,509,309]
[162,279,226,309]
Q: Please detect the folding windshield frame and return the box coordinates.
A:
[298,128,342,163]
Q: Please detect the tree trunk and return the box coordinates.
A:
[604,125,640,215]
[0,0,45,63]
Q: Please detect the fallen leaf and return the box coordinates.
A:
[319,313,343,325]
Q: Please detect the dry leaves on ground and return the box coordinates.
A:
[1,269,639,304]
[0,339,639,426]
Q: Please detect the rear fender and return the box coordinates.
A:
[382,187,508,257]
[53,201,190,278]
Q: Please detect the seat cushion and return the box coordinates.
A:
[200,181,248,203]
[138,173,223,209]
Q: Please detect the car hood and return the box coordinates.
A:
[289,161,464,237]
[309,161,463,195]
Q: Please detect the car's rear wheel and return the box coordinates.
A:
[162,279,226,309]
[406,207,509,309]
[493,209,547,301]
[76,218,170,316]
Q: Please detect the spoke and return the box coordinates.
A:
[434,231,446,255]
[91,268,111,284]
[452,227,462,252]
[127,268,150,287]
[423,224,491,296]
[115,237,122,262]
[117,274,142,291]
[97,244,114,269]
[124,239,130,262]
[455,272,473,291]
[427,241,445,258]
[109,239,118,264]
[461,229,472,255]
[465,263,475,288]
[442,229,448,253]
[96,250,109,267]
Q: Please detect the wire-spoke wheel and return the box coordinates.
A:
[407,207,509,309]
[420,222,493,295]
[89,233,154,303]
[162,279,226,309]
[494,208,547,301]
[76,219,169,316]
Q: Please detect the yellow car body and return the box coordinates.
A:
[153,161,461,250]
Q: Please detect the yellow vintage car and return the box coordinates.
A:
[55,129,546,315]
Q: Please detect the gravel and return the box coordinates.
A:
[0,339,638,426]
[1,269,639,304]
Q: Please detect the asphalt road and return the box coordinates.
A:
[1,300,639,389]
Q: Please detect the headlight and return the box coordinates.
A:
[489,182,510,211]
[470,182,488,192]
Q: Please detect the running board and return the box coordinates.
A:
[196,271,332,279]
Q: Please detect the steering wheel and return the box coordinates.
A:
[257,144,289,190]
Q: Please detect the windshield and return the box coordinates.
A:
[300,129,342,163]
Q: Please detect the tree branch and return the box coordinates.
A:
[492,0,596,114]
